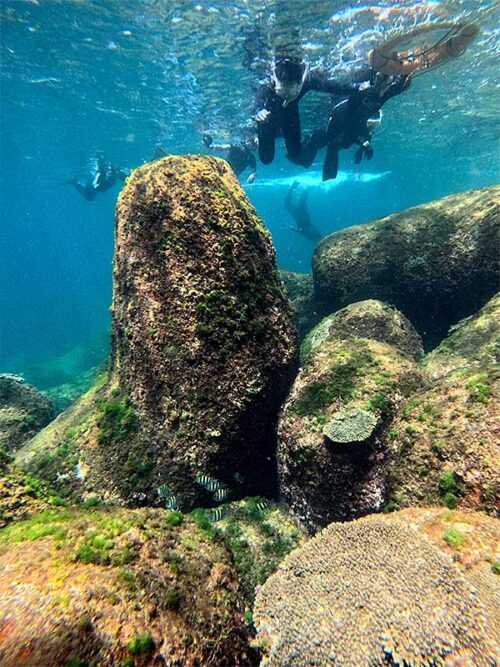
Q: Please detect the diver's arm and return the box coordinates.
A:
[210,143,232,151]
[306,69,358,96]
[246,152,257,183]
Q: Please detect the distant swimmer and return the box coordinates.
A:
[296,71,410,181]
[254,56,356,166]
[64,152,129,201]
[203,132,257,183]
[284,181,321,242]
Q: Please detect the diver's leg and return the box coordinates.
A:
[290,129,328,167]
[323,143,339,181]
[258,117,277,164]
[281,103,301,162]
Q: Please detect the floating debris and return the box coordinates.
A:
[195,473,222,492]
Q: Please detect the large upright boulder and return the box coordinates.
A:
[18,156,298,507]
[313,186,499,348]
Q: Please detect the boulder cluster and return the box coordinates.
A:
[0,158,498,666]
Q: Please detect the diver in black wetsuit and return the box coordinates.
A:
[284,181,321,242]
[254,57,356,166]
[65,153,129,201]
[297,71,411,180]
[203,133,258,183]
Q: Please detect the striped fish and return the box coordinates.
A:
[165,495,179,510]
[256,500,269,512]
[213,487,229,503]
[195,473,222,493]
[157,483,171,498]
[209,507,226,522]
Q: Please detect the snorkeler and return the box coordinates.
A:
[203,132,257,183]
[254,56,357,166]
[284,181,321,242]
[295,71,411,180]
[64,152,129,201]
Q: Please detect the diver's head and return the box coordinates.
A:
[273,57,308,107]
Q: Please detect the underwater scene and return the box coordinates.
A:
[0,0,499,665]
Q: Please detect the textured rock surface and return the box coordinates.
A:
[0,375,53,452]
[0,507,256,667]
[254,512,499,667]
[277,337,425,531]
[16,156,298,508]
[279,270,321,340]
[313,186,500,349]
[0,452,50,528]
[301,299,424,361]
[385,295,499,515]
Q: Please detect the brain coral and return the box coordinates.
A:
[254,516,498,666]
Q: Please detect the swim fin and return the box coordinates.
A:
[323,144,339,181]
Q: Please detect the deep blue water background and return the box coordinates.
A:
[1,0,498,390]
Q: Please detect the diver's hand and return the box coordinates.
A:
[256,109,271,123]
[247,172,256,184]
[202,132,213,147]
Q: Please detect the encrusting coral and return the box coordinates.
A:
[253,513,498,666]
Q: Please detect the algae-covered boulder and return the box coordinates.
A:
[0,375,54,452]
[0,451,50,528]
[17,156,298,507]
[301,299,423,360]
[279,270,320,340]
[277,337,425,531]
[0,506,256,667]
[385,295,499,515]
[253,511,499,667]
[313,186,500,348]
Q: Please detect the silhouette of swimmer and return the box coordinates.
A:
[64,153,129,201]
[203,133,257,183]
[284,182,321,242]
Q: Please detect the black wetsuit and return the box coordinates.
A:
[284,184,321,242]
[226,144,257,177]
[70,155,128,201]
[255,69,356,165]
[298,73,410,180]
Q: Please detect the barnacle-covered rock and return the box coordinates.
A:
[277,337,425,531]
[0,375,53,452]
[313,186,500,349]
[279,270,320,340]
[253,513,499,667]
[301,299,423,361]
[322,407,378,444]
[0,506,256,667]
[384,294,499,515]
[16,156,298,508]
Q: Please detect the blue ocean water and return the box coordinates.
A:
[0,0,498,390]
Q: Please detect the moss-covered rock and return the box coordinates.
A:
[0,451,51,528]
[384,294,499,515]
[277,337,426,531]
[0,375,54,452]
[279,270,321,340]
[0,506,257,667]
[16,156,298,508]
[301,299,423,361]
[312,186,500,349]
[253,510,499,666]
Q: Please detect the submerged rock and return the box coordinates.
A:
[313,186,500,349]
[253,510,499,667]
[0,375,53,452]
[277,337,425,531]
[385,294,499,515]
[0,506,256,667]
[279,270,321,340]
[301,299,424,360]
[17,156,298,507]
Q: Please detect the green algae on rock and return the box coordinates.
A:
[277,337,426,531]
[16,156,298,508]
[322,407,378,444]
[312,186,500,349]
[0,506,257,667]
[253,511,499,667]
[0,375,54,452]
[301,299,424,361]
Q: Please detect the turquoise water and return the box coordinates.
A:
[1,0,498,390]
